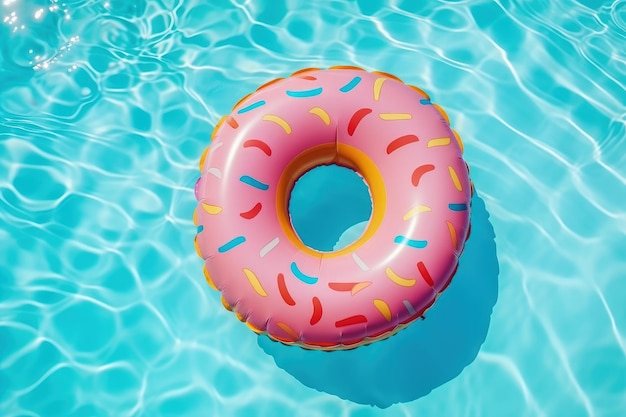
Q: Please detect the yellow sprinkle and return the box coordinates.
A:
[447,220,458,250]
[201,203,222,214]
[427,137,451,147]
[402,205,432,221]
[263,114,292,134]
[379,113,412,120]
[194,236,202,258]
[277,322,299,339]
[448,166,463,191]
[385,267,416,287]
[433,103,450,125]
[373,299,392,322]
[452,129,464,153]
[308,107,330,126]
[243,268,268,297]
[373,77,386,101]
[351,281,372,296]
[193,208,198,226]
[203,265,217,290]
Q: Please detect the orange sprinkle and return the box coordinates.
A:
[226,116,238,129]
[447,220,458,250]
[276,322,299,340]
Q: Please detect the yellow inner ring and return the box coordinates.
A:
[276,143,386,258]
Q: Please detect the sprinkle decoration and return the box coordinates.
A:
[347,108,372,136]
[218,236,246,253]
[386,134,420,154]
[239,202,262,219]
[243,139,272,156]
[277,273,296,306]
[290,262,319,285]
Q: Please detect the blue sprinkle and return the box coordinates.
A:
[290,262,318,285]
[197,225,204,233]
[339,76,362,93]
[394,236,428,249]
[218,236,246,253]
[240,175,269,191]
[448,203,468,211]
[237,100,266,114]
[286,87,323,98]
[419,99,431,105]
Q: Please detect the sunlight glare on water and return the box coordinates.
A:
[1,0,625,416]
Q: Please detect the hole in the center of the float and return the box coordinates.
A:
[288,164,373,252]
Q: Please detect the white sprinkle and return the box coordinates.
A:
[352,252,369,271]
[260,237,279,258]
[206,168,222,179]
[403,300,416,316]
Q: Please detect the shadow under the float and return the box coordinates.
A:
[259,193,499,408]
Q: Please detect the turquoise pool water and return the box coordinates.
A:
[1,0,625,415]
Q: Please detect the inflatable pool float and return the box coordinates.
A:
[193,66,472,350]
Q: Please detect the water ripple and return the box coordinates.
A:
[1,0,626,416]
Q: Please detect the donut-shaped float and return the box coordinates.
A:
[194,66,472,350]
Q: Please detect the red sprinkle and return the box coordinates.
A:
[310,297,323,325]
[347,108,372,136]
[239,202,262,219]
[417,261,434,287]
[335,315,368,327]
[386,134,419,154]
[277,273,296,306]
[243,139,272,156]
[411,164,435,187]
[328,282,358,292]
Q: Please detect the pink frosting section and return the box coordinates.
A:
[195,69,471,348]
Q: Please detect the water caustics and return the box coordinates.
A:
[0,0,625,416]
